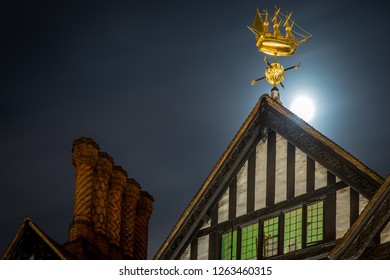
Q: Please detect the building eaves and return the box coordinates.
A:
[154,94,384,260]
[328,175,390,259]
[2,217,70,260]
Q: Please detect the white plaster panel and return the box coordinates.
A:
[275,133,287,204]
[295,147,307,197]
[255,139,267,210]
[359,195,369,214]
[197,235,209,260]
[180,244,191,260]
[381,221,390,244]
[315,162,328,190]
[218,187,229,224]
[236,161,248,217]
[200,219,211,230]
[336,187,350,239]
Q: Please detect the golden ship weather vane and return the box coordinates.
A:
[248,6,311,102]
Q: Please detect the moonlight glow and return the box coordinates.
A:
[291,97,315,122]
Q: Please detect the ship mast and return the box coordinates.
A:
[249,6,311,101]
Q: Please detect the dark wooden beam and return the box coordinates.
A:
[208,205,218,259]
[208,232,217,260]
[324,188,336,242]
[268,240,337,260]
[302,203,308,249]
[210,204,218,227]
[247,149,256,213]
[215,231,221,260]
[278,214,284,255]
[327,171,336,186]
[307,156,315,192]
[190,238,198,260]
[229,177,237,220]
[257,220,264,259]
[350,188,359,226]
[287,142,295,199]
[236,227,242,260]
[158,109,261,260]
[265,104,381,199]
[266,130,276,206]
[364,241,390,259]
[329,176,390,259]
[197,181,348,237]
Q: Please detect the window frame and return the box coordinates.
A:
[219,200,325,259]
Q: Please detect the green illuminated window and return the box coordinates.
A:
[221,230,237,260]
[241,223,258,260]
[307,201,324,246]
[284,208,303,253]
[219,200,324,259]
[263,217,279,257]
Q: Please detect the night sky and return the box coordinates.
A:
[1,0,389,259]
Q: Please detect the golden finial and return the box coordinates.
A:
[248,6,311,99]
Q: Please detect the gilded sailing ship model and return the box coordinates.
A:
[249,7,311,99]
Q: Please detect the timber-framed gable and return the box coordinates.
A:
[155,94,388,260]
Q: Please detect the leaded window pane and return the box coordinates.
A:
[221,230,237,260]
[263,217,278,257]
[284,208,302,253]
[241,223,258,260]
[307,201,324,246]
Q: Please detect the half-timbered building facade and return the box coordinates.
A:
[154,94,390,260]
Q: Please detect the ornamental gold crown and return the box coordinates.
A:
[248,7,311,57]
[249,7,311,93]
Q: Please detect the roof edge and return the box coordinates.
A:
[328,175,390,259]
[153,93,385,259]
[1,217,29,259]
[154,95,265,259]
[266,97,384,187]
[1,217,68,260]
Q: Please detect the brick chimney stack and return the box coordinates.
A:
[69,138,99,242]
[92,152,113,254]
[134,191,154,260]
[66,137,154,260]
[121,178,141,259]
[106,165,127,259]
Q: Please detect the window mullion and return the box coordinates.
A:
[258,220,263,259]
[237,227,242,260]
[278,214,284,255]
[302,203,308,248]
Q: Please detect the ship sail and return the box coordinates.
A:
[249,8,264,38]
[272,7,282,38]
[248,7,311,57]
[249,7,311,90]
[284,12,296,42]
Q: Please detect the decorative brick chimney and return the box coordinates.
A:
[69,138,99,243]
[106,165,127,259]
[120,178,141,259]
[134,191,154,260]
[92,152,113,255]
[65,137,154,260]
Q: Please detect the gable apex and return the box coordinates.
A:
[2,217,70,260]
[262,96,383,197]
[154,94,384,260]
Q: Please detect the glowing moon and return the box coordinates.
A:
[291,97,315,122]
